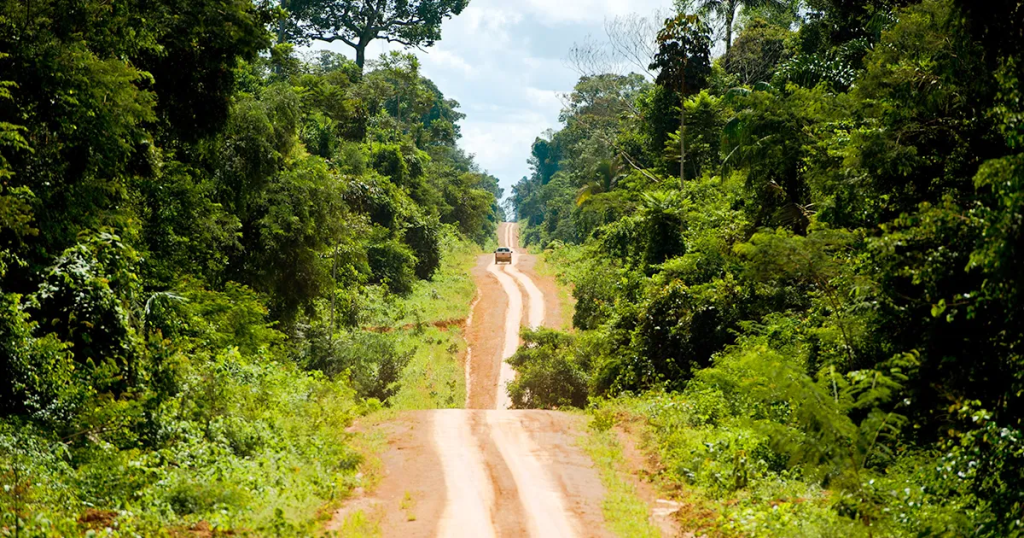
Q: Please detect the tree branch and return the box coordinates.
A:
[619,151,662,183]
[309,33,357,48]
[383,35,426,50]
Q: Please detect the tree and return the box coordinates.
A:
[288,0,469,69]
[575,158,626,206]
[650,14,712,186]
[724,18,791,84]
[367,52,433,128]
[676,0,790,56]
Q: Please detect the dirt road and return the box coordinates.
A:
[329,223,613,538]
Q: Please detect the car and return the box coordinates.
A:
[494,247,512,264]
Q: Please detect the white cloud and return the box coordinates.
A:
[464,5,523,37]
[519,0,670,24]
[523,87,564,117]
[424,48,474,76]
[461,114,554,180]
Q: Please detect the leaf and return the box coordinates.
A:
[724,117,744,140]
[724,87,751,103]
[930,299,946,318]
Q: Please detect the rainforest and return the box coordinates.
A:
[2,0,1023,536]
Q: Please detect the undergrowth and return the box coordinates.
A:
[591,392,984,538]
[1,236,481,536]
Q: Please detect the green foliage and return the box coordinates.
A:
[0,0,491,531]
[298,329,412,402]
[1,350,361,536]
[33,231,141,392]
[651,14,713,95]
[0,291,80,427]
[367,231,419,295]
[513,0,1024,533]
[287,0,469,68]
[507,329,591,409]
[723,18,792,84]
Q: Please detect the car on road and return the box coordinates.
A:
[495,247,512,264]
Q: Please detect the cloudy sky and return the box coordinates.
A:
[309,0,675,199]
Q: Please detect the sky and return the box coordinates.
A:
[309,0,676,200]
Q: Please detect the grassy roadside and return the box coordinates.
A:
[589,395,871,538]
[527,247,576,331]
[580,417,663,538]
[387,233,478,410]
[388,327,466,410]
[327,235,482,533]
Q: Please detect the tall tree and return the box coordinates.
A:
[288,0,469,69]
[650,14,712,186]
[676,0,789,55]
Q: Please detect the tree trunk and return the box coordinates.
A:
[680,81,686,187]
[275,12,285,75]
[277,0,287,45]
[355,44,366,70]
[330,244,338,335]
[725,0,737,56]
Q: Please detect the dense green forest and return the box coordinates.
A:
[511,0,1024,535]
[0,0,498,534]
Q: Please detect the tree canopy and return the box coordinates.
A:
[0,1,497,532]
[287,0,470,68]
[512,0,1024,533]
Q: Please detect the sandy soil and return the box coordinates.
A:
[466,254,509,410]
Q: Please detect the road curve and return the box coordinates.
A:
[503,224,546,330]
[489,222,545,408]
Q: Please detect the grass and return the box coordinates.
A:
[400,491,417,522]
[395,235,480,327]
[320,235,481,534]
[528,247,576,331]
[580,421,663,538]
[331,508,382,538]
[388,326,467,410]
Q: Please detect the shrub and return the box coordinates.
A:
[298,327,413,402]
[367,233,418,295]
[404,215,442,280]
[507,329,591,409]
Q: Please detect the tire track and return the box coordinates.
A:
[433,410,496,538]
[486,258,523,411]
[502,224,545,330]
[487,412,580,537]
[335,223,608,538]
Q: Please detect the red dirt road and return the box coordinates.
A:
[328,223,615,537]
